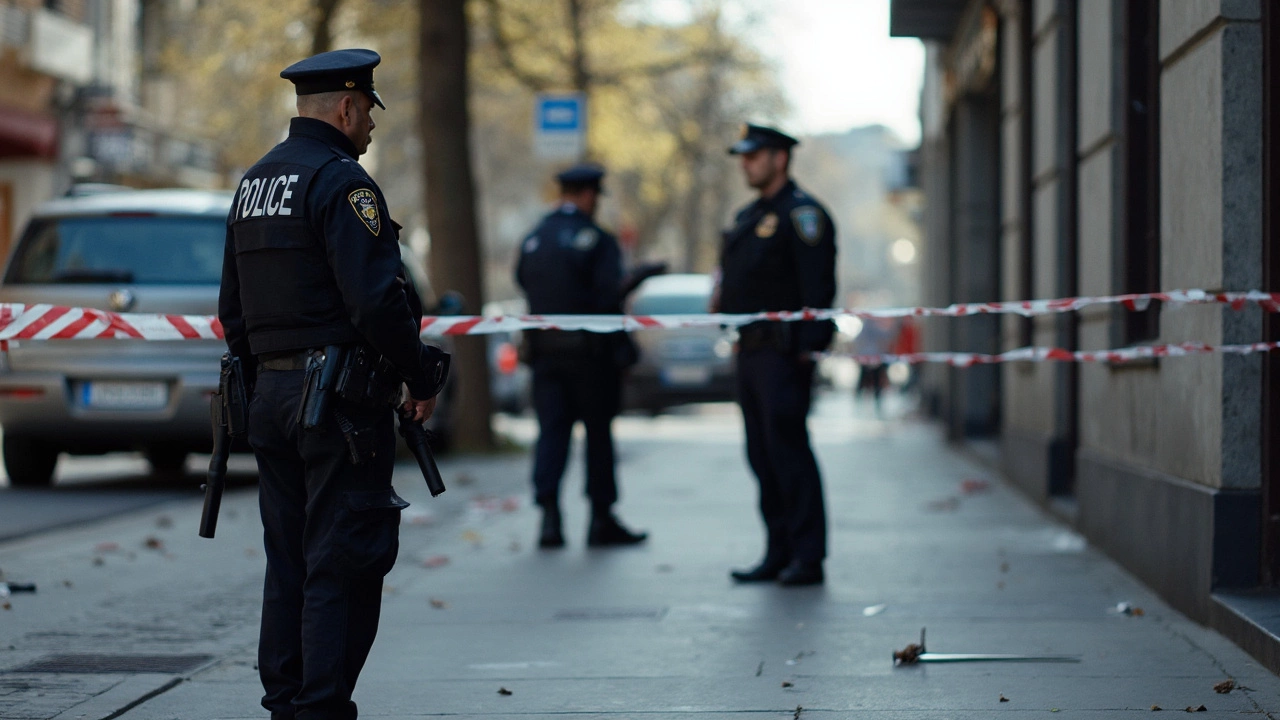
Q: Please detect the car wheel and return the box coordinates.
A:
[3,435,59,487]
[147,448,188,479]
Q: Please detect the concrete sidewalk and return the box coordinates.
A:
[4,393,1280,718]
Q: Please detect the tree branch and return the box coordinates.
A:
[479,0,556,92]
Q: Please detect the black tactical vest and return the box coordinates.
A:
[229,137,363,355]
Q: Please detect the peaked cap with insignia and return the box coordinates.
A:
[728,123,799,155]
[281,48,385,109]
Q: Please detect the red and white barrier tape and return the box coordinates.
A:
[837,341,1280,367]
[0,291,1278,366]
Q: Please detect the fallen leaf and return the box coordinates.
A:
[143,537,164,550]
[62,580,72,588]
[1,602,9,611]
[782,681,794,688]
[92,557,105,567]
[155,516,173,529]
[1214,679,1235,693]
[1151,706,1161,711]
[497,687,512,696]
[429,598,448,609]
[461,530,484,547]
[755,661,763,677]
[1183,705,1207,712]
[501,496,520,512]
[1000,562,1010,573]
[95,542,119,553]
[893,643,923,665]
[456,472,475,486]
[245,548,257,557]
[961,478,990,494]
[1133,607,1145,616]
[999,695,1009,702]
[422,555,450,569]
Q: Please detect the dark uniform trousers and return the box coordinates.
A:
[530,352,621,511]
[248,367,403,720]
[736,348,827,564]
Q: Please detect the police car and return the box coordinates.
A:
[0,188,448,486]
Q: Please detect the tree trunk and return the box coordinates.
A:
[311,0,343,55]
[419,0,495,451]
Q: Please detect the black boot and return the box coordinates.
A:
[587,512,647,547]
[730,556,788,583]
[539,505,565,549]
[777,560,824,586]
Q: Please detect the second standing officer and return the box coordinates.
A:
[219,49,449,720]
[516,164,652,549]
[714,124,837,587]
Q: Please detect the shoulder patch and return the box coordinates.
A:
[523,235,539,253]
[572,227,598,251]
[348,188,381,236]
[790,206,825,246]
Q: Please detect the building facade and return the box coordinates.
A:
[893,0,1280,668]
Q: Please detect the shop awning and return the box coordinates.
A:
[0,105,58,159]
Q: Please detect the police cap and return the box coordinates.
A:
[728,123,799,155]
[555,163,606,190]
[281,48,385,110]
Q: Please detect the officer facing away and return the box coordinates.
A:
[713,124,837,587]
[516,164,659,549]
[219,49,448,720]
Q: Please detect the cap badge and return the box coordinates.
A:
[348,188,381,236]
[755,212,778,238]
[345,80,356,88]
[738,123,749,140]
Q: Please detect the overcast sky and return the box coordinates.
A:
[754,0,925,145]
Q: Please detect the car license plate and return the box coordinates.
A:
[661,365,711,386]
[81,381,168,410]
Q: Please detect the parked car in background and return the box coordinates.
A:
[0,188,454,486]
[623,273,735,414]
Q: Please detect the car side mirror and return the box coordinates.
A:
[433,290,465,316]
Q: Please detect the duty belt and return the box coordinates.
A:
[257,349,317,371]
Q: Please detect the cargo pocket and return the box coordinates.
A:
[333,489,409,579]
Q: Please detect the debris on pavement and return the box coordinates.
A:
[461,530,484,547]
[1000,561,1010,573]
[95,541,120,553]
[429,598,448,609]
[893,628,1081,666]
[509,541,522,553]
[793,705,803,719]
[1184,705,1206,712]
[862,604,887,617]
[785,651,813,666]
[1152,705,1162,711]
[781,681,794,688]
[3,582,35,593]
[422,555,450,569]
[143,536,164,550]
[92,557,105,566]
[755,660,763,677]
[999,694,1009,702]
[1112,602,1146,617]
[155,515,173,529]
[960,478,990,494]
[1213,679,1235,693]
[497,687,513,696]
[456,472,476,486]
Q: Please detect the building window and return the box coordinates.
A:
[1118,0,1161,344]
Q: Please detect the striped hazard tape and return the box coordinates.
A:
[0,290,1277,365]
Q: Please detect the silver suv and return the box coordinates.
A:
[0,189,232,486]
[0,189,448,486]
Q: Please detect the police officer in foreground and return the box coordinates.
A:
[516,164,663,549]
[714,124,836,587]
[219,49,448,720]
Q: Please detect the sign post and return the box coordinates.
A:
[533,93,587,161]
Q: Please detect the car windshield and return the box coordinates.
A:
[6,216,225,285]
[630,293,709,315]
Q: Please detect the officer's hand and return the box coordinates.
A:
[403,396,436,422]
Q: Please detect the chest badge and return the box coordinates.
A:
[755,213,778,238]
[348,188,381,236]
[572,227,598,251]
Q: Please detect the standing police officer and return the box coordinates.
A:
[516,164,658,549]
[219,49,448,720]
[714,124,836,587]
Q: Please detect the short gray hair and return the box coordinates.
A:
[296,90,360,118]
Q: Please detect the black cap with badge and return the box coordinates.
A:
[280,48,385,110]
[728,123,799,155]
[555,163,606,191]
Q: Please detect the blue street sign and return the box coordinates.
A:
[534,93,586,160]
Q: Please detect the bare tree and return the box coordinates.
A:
[419,0,494,451]
[310,0,344,55]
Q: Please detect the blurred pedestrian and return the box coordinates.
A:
[219,49,449,720]
[714,124,837,586]
[854,316,896,415]
[515,164,663,549]
[891,316,920,392]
